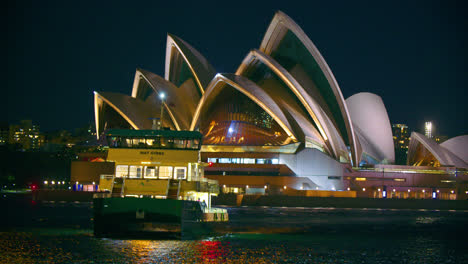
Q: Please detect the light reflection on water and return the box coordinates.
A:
[1,200,468,263]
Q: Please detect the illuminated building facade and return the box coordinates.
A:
[8,120,44,150]
[424,121,433,138]
[90,11,468,198]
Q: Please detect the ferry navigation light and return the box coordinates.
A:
[208,162,213,167]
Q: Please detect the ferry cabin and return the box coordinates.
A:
[99,129,219,206]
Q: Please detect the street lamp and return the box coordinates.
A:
[159,92,165,128]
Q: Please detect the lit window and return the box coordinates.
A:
[174,167,187,179]
[159,166,173,179]
[144,166,157,178]
[394,178,405,182]
[243,158,255,164]
[219,158,230,163]
[129,166,143,178]
[271,159,279,164]
[116,165,128,178]
[257,159,265,164]
[355,177,366,181]
[207,158,217,163]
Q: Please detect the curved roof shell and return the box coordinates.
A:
[258,11,358,165]
[191,73,297,144]
[94,91,174,138]
[164,34,216,94]
[346,92,395,164]
[440,135,468,164]
[407,132,467,168]
[131,68,194,130]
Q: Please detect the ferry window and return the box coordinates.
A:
[146,138,160,148]
[144,166,157,178]
[219,158,230,163]
[129,165,143,178]
[159,166,173,179]
[186,139,193,149]
[243,158,255,164]
[174,139,185,149]
[193,138,200,149]
[207,158,217,163]
[271,158,279,164]
[125,138,133,148]
[175,167,187,179]
[257,159,265,164]
[116,165,129,178]
[160,137,169,148]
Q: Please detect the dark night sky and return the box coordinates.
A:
[4,0,467,137]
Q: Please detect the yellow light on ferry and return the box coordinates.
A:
[355,178,366,181]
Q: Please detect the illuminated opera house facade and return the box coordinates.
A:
[93,11,468,199]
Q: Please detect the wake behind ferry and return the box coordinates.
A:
[93,129,228,238]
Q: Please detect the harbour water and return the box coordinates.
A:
[2,195,467,263]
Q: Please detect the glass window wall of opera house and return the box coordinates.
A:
[73,11,468,200]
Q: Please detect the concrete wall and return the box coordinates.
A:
[280,148,345,190]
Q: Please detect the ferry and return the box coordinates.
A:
[93,129,228,238]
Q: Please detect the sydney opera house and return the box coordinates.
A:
[92,11,468,199]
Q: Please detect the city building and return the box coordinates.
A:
[392,124,410,150]
[83,11,468,199]
[424,121,433,139]
[8,120,44,151]
[0,122,8,146]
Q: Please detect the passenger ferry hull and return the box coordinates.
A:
[93,197,227,239]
